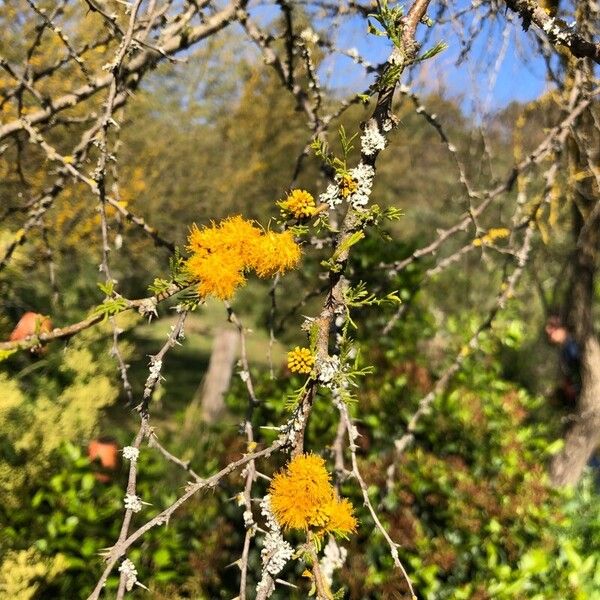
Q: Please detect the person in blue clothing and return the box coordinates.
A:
[544,314,600,481]
[544,314,581,408]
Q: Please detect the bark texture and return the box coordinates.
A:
[550,49,600,485]
[551,337,600,485]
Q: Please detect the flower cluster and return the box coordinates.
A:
[269,454,357,537]
[252,230,301,278]
[186,216,301,300]
[319,163,375,211]
[278,189,317,219]
[287,346,315,374]
[360,120,386,156]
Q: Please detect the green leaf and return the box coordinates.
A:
[90,297,129,320]
[332,231,365,262]
[520,548,549,574]
[0,348,18,362]
[153,548,171,567]
[546,439,564,455]
[417,41,448,62]
[81,473,95,492]
[97,280,115,297]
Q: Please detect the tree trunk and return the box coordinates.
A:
[549,149,599,485]
[550,336,600,485]
[550,35,600,484]
[183,328,238,433]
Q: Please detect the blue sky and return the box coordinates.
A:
[304,1,550,115]
[245,0,554,119]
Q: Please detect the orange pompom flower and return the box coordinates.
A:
[185,216,301,300]
[269,454,357,536]
[338,173,358,198]
[321,497,358,536]
[186,215,262,259]
[249,230,301,278]
[187,251,246,300]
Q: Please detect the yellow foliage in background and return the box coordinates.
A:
[0,1,112,122]
[472,227,510,247]
[0,324,132,508]
[0,549,67,600]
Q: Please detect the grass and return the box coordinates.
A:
[103,296,287,441]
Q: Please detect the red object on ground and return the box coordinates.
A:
[9,312,53,341]
[88,437,119,483]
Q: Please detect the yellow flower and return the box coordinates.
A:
[321,498,357,536]
[187,216,261,259]
[269,454,357,536]
[185,216,261,299]
[287,346,315,374]
[187,222,221,257]
[249,230,301,278]
[219,215,263,250]
[270,454,333,530]
[185,216,301,300]
[187,251,246,300]
[279,189,316,219]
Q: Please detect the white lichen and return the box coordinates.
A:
[123,494,143,513]
[300,27,319,44]
[319,182,343,210]
[118,559,138,591]
[347,47,360,61]
[361,120,386,156]
[255,495,294,597]
[118,558,148,591]
[320,163,375,211]
[122,446,139,462]
[319,537,348,586]
[347,162,375,209]
[318,354,340,387]
[138,297,158,320]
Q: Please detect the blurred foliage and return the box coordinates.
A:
[0,323,131,510]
